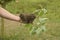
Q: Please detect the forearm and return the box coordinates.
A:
[0,7,21,22]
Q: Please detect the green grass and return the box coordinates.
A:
[0,0,60,40]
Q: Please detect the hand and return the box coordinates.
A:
[19,13,36,24]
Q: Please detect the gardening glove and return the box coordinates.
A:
[19,13,36,24]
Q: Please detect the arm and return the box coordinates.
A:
[0,7,21,22]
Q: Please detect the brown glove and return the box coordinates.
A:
[19,13,36,24]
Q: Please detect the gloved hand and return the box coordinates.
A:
[19,13,36,24]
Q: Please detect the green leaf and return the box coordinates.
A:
[35,26,46,35]
[38,8,47,16]
[39,18,48,25]
[41,8,47,14]
[40,26,46,32]
[35,27,42,35]
[38,10,44,16]
[30,27,38,35]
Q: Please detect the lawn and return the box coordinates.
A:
[0,0,60,40]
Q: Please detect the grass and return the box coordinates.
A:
[0,0,60,40]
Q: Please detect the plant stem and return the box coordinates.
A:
[1,17,4,40]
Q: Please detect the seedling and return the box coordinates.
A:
[24,8,48,35]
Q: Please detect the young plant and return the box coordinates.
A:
[24,8,48,35]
